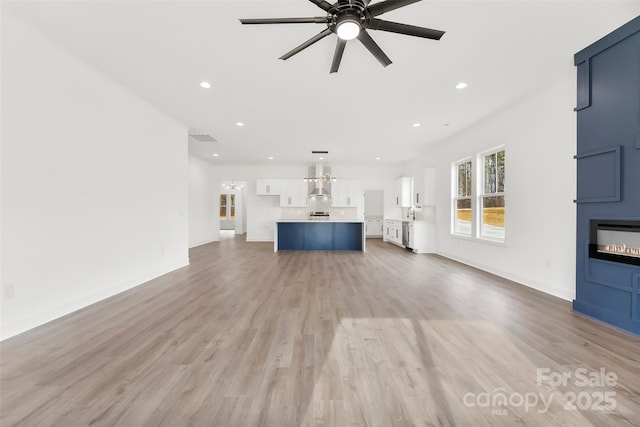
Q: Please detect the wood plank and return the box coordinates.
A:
[1,237,639,426]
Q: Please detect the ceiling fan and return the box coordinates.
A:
[240,0,445,73]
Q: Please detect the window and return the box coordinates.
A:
[219,194,236,220]
[480,149,505,241]
[219,194,227,219]
[229,194,236,219]
[451,147,506,243]
[453,159,473,236]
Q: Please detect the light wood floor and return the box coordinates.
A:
[1,237,639,426]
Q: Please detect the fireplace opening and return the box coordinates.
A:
[589,219,640,266]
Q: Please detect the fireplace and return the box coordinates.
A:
[589,219,640,266]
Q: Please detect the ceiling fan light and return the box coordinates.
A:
[336,20,360,40]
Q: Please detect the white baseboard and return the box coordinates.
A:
[189,238,219,248]
[0,257,190,341]
[436,250,575,302]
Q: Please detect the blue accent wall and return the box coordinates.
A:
[573,16,640,336]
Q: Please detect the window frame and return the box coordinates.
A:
[450,147,507,245]
[451,157,474,237]
[219,193,236,220]
[477,146,506,243]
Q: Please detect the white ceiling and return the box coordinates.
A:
[5,1,640,165]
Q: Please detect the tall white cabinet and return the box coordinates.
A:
[394,177,412,207]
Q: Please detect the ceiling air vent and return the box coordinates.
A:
[189,133,217,143]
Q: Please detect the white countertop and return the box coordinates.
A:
[277,218,365,223]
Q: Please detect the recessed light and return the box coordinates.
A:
[455,82,468,89]
[268,156,274,160]
[319,157,324,160]
[375,157,381,160]
[236,122,244,127]
[213,153,219,157]
[412,123,421,127]
[200,81,211,89]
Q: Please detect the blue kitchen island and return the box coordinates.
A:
[274,219,365,252]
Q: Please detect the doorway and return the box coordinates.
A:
[364,190,384,218]
[364,189,384,238]
[219,181,247,235]
[219,193,236,230]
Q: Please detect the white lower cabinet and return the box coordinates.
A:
[411,221,436,253]
[383,219,436,252]
[383,219,402,245]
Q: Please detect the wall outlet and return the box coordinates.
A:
[3,285,14,299]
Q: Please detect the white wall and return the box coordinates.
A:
[405,69,577,301]
[234,185,247,235]
[189,155,219,247]
[0,13,189,339]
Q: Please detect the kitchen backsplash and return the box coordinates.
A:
[281,207,358,219]
[415,205,436,223]
[308,196,331,213]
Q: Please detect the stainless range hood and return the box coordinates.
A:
[308,163,332,197]
[307,151,332,197]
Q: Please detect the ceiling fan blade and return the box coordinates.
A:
[308,0,334,12]
[357,30,392,67]
[330,39,347,73]
[240,17,329,25]
[368,18,445,40]
[368,0,421,17]
[279,28,333,60]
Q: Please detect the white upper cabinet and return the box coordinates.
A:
[423,168,437,206]
[394,177,412,208]
[332,179,359,207]
[413,171,424,207]
[280,179,308,207]
[256,179,282,195]
[413,168,436,207]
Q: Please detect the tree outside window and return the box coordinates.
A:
[480,149,505,241]
[451,148,506,242]
[453,159,472,236]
